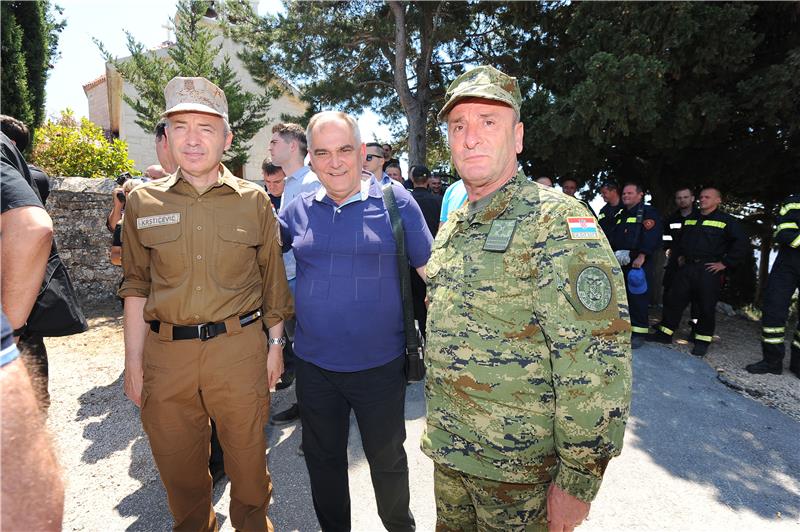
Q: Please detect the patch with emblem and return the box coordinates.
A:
[136,213,180,229]
[483,219,517,252]
[567,217,599,240]
[643,219,656,230]
[575,266,612,312]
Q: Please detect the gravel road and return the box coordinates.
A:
[45,303,798,531]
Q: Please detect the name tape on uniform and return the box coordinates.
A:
[567,217,599,240]
[137,213,181,229]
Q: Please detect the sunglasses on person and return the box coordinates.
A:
[365,153,383,161]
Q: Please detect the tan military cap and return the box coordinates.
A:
[438,65,522,121]
[162,76,229,121]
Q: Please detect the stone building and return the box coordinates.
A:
[83,6,305,181]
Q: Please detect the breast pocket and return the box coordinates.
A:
[462,254,532,332]
[213,223,260,289]
[139,222,187,284]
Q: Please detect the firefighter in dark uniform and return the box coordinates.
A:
[651,187,748,357]
[598,180,623,237]
[609,183,662,348]
[662,186,698,295]
[745,193,800,377]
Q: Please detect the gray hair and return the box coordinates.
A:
[306,111,361,150]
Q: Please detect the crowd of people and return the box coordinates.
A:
[1,62,798,532]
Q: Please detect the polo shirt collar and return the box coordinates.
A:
[314,177,375,205]
[286,165,311,182]
[163,164,242,195]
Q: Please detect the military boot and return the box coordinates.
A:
[744,359,782,375]
[691,341,709,357]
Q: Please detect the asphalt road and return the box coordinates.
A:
[53,342,799,531]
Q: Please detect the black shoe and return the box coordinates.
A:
[270,403,299,426]
[275,370,295,391]
[648,330,672,344]
[631,336,645,349]
[691,343,709,357]
[745,359,782,375]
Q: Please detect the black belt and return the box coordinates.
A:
[686,257,719,264]
[149,310,262,341]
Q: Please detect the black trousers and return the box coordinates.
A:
[761,250,800,365]
[296,355,415,532]
[660,262,722,344]
[623,263,653,336]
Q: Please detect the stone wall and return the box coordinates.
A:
[48,177,121,304]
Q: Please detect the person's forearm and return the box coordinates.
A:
[267,321,284,341]
[106,204,123,232]
[123,297,148,372]
[1,207,53,330]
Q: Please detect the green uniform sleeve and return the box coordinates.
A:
[534,201,632,502]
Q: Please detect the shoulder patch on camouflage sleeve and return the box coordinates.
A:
[567,262,619,320]
[567,217,599,240]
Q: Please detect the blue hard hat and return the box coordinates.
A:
[627,268,648,295]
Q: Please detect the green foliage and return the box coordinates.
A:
[0,1,65,132]
[224,0,486,165]
[31,110,138,178]
[96,0,273,171]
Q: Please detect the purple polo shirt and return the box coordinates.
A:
[279,178,433,371]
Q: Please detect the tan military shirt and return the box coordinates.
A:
[119,165,293,328]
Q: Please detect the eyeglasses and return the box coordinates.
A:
[365,154,383,162]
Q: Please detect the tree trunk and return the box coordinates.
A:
[406,103,428,166]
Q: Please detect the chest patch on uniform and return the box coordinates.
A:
[643,219,656,231]
[576,266,612,312]
[136,213,180,229]
[483,219,516,252]
[567,217,599,240]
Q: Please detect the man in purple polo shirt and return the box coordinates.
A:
[279,111,432,532]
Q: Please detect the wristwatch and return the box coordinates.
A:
[268,337,286,346]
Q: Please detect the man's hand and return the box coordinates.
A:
[547,483,590,532]
[124,363,143,407]
[631,253,646,269]
[705,261,726,273]
[266,345,284,391]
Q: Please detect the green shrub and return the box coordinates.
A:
[31,109,138,178]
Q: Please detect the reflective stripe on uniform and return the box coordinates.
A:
[792,234,800,249]
[662,235,673,241]
[631,326,650,334]
[684,219,698,226]
[598,213,606,220]
[669,223,682,229]
[793,339,800,349]
[702,220,726,229]
[774,222,799,238]
[694,333,713,342]
[625,217,637,223]
[658,325,674,336]
[779,202,800,216]
[762,326,785,334]
[762,337,785,344]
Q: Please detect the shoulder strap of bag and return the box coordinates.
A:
[382,184,419,352]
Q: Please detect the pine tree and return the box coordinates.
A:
[96,0,273,171]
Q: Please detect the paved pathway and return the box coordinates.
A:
[51,342,799,531]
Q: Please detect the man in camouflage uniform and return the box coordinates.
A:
[422,65,632,531]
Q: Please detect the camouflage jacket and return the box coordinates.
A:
[421,172,632,502]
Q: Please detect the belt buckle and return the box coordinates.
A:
[198,323,215,341]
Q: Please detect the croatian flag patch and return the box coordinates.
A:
[567,217,599,240]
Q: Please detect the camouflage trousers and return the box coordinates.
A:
[434,463,549,532]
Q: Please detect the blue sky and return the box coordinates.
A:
[44,0,391,144]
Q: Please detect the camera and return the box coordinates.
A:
[115,172,132,186]
[116,191,126,203]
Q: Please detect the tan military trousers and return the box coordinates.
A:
[141,319,272,532]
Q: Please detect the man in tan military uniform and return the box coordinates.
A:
[119,77,292,531]
[423,66,632,531]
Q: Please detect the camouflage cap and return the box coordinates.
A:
[438,65,521,121]
[162,76,228,122]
